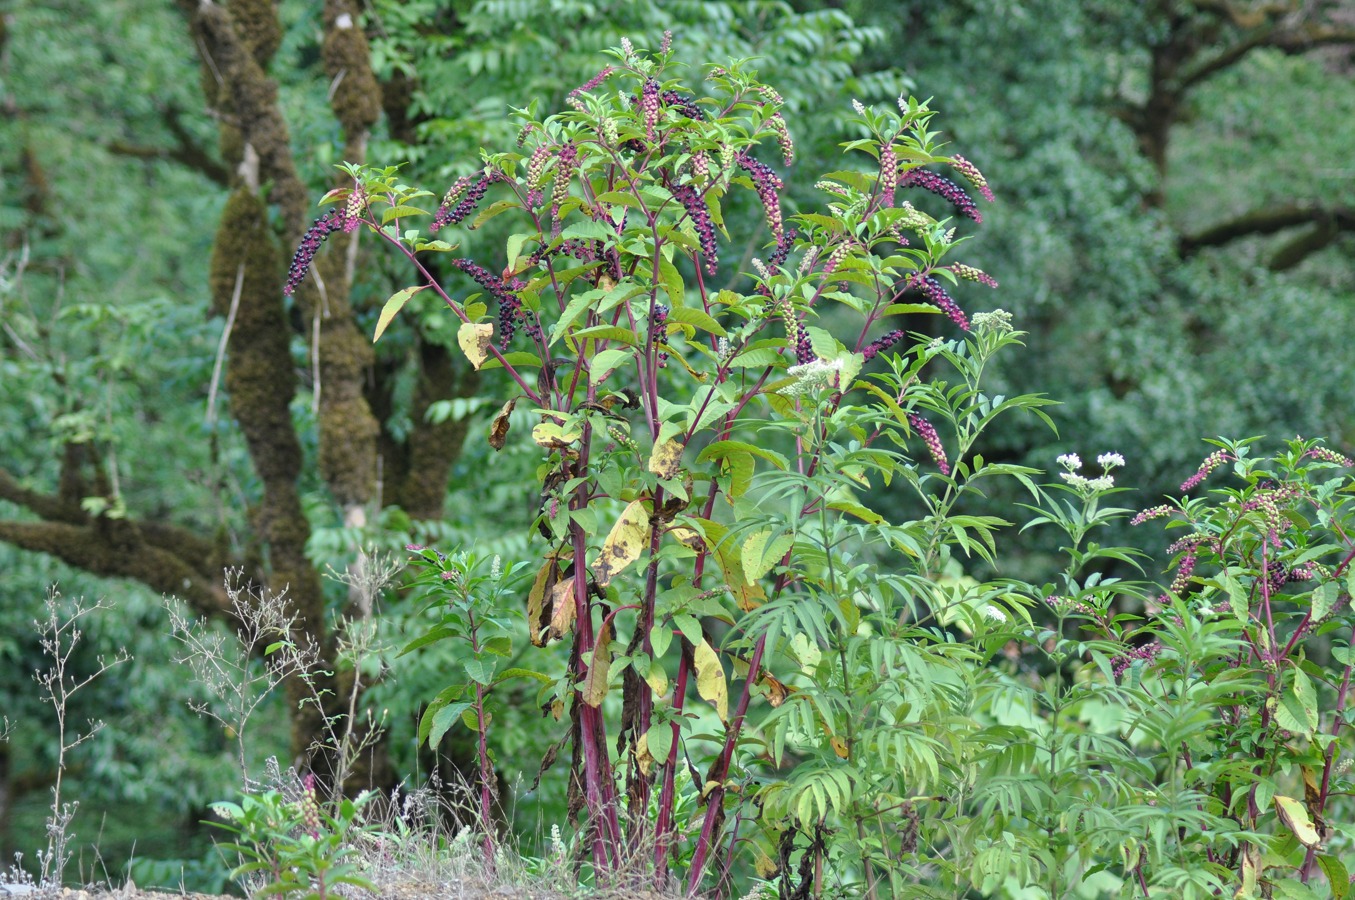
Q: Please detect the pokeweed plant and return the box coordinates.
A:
[1019,439,1355,898]
[287,39,1057,895]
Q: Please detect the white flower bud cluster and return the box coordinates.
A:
[783,358,843,397]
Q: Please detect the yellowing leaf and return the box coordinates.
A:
[582,622,612,708]
[694,638,728,722]
[830,736,850,759]
[634,730,654,776]
[532,421,580,450]
[648,439,684,479]
[592,499,651,588]
[457,321,494,369]
[644,660,669,697]
[741,530,794,583]
[373,285,427,342]
[1274,794,1321,848]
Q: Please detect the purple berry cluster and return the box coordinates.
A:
[908,412,950,475]
[660,88,706,122]
[735,152,784,242]
[651,303,669,368]
[670,183,718,274]
[1112,641,1161,678]
[431,173,491,232]
[901,168,982,223]
[911,275,970,331]
[284,209,348,295]
[862,329,906,361]
[641,78,661,140]
[451,258,530,347]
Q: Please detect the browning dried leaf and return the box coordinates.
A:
[488,396,517,451]
[549,575,577,640]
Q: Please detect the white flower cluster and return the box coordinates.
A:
[971,308,1014,335]
[783,357,843,397]
[1057,451,1125,495]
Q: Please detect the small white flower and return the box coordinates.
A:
[1057,453,1082,472]
[784,357,843,396]
[1087,475,1115,491]
[980,604,1006,623]
[1060,471,1088,488]
[1097,452,1126,470]
[851,99,867,116]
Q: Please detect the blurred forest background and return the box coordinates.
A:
[2,0,1354,889]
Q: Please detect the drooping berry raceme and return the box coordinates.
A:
[900,168,982,223]
[285,209,347,295]
[736,151,785,242]
[862,329,907,361]
[431,173,491,231]
[950,263,998,289]
[910,275,970,331]
[908,412,950,475]
[950,155,995,202]
[659,88,706,122]
[451,258,526,348]
[1304,446,1355,467]
[1180,449,1234,491]
[669,182,718,275]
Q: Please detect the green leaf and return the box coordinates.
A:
[697,440,788,469]
[424,701,472,747]
[1319,855,1349,900]
[645,721,675,765]
[572,324,639,345]
[673,613,703,648]
[373,285,427,342]
[827,500,884,524]
[471,199,517,229]
[506,232,533,272]
[1224,572,1249,622]
[668,304,726,337]
[658,257,685,307]
[380,205,431,224]
[589,347,635,386]
[493,667,553,686]
[464,657,497,685]
[650,623,672,659]
[560,220,615,242]
[549,287,605,345]
[1313,580,1338,621]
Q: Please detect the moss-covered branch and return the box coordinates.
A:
[1180,204,1355,269]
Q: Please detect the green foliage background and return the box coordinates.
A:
[2,0,1353,893]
